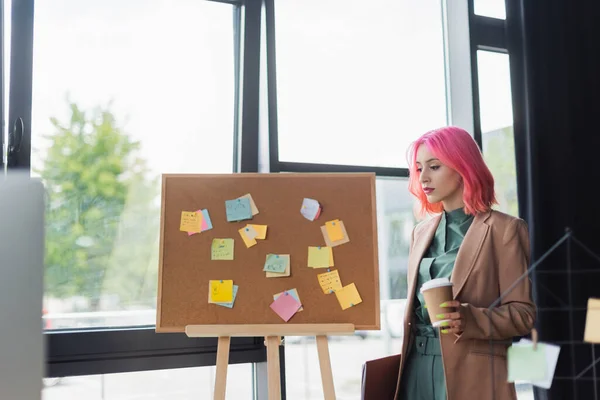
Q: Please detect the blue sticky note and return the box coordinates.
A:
[225,198,253,222]
[263,254,288,273]
[215,285,239,309]
[201,209,213,231]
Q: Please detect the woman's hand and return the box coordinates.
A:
[436,300,464,335]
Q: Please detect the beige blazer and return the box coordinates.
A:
[394,210,536,400]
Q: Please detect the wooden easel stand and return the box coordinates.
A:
[186,324,355,400]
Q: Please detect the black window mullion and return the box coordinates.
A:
[6,0,33,170]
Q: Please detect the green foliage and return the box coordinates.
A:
[38,102,159,310]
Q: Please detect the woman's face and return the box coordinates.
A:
[415,144,464,211]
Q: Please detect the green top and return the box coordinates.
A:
[414,207,474,325]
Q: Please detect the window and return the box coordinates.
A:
[29,0,236,329]
[477,50,519,217]
[43,364,253,400]
[274,0,447,168]
[474,0,506,20]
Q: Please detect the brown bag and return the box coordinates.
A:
[361,354,401,400]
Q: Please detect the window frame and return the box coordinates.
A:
[5,0,268,379]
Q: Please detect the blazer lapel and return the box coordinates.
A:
[406,214,441,301]
[451,210,491,299]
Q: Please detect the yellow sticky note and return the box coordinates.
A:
[209,280,233,303]
[585,298,600,343]
[250,224,268,240]
[325,219,345,242]
[180,211,202,232]
[238,193,259,215]
[308,246,331,268]
[335,283,362,310]
[238,228,257,248]
[318,270,342,294]
[211,239,234,260]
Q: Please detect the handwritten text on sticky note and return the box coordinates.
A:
[264,254,288,273]
[211,239,234,260]
[180,211,202,232]
[318,270,343,294]
[225,198,253,222]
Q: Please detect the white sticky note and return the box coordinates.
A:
[515,339,561,389]
[300,198,321,221]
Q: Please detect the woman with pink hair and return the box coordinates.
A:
[394,126,535,400]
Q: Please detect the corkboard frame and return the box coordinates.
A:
[156,173,380,333]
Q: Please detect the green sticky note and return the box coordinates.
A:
[507,343,547,382]
[263,254,288,273]
[211,238,234,260]
[308,246,331,268]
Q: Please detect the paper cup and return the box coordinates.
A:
[420,278,455,327]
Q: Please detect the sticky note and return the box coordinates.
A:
[238,193,259,215]
[180,211,202,232]
[308,246,333,268]
[188,209,213,236]
[325,219,345,242]
[321,220,350,247]
[516,339,561,389]
[270,291,302,322]
[301,198,321,221]
[318,270,343,294]
[242,225,258,240]
[335,283,363,310]
[213,285,239,308]
[209,280,233,303]
[266,255,291,278]
[211,238,234,260]
[225,198,253,222]
[263,254,288,273]
[507,342,547,382]
[249,224,267,240]
[584,298,600,343]
[238,227,257,248]
[201,209,213,231]
[273,288,303,311]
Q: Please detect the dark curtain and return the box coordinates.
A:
[507,0,600,399]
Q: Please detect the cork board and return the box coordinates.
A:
[156,173,379,332]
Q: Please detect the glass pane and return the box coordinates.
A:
[42,364,252,400]
[33,0,236,329]
[474,0,506,20]
[275,0,447,168]
[285,178,417,399]
[477,50,519,217]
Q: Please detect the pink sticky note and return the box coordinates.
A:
[270,291,302,322]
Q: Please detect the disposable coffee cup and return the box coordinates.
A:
[420,277,455,327]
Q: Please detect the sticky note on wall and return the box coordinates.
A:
[308,246,333,268]
[584,298,600,343]
[317,269,343,294]
[180,211,202,232]
[335,283,362,310]
[209,280,233,303]
[225,198,253,222]
[325,219,345,242]
[211,239,234,260]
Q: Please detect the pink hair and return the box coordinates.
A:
[406,126,497,216]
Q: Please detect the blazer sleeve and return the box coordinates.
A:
[457,218,536,341]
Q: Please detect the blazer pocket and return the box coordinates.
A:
[468,340,507,358]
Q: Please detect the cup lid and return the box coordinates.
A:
[420,277,453,293]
